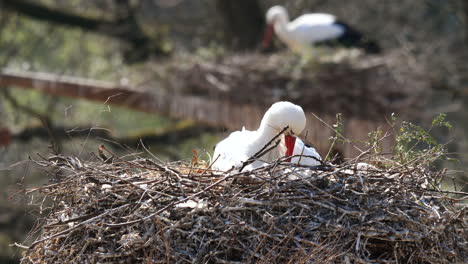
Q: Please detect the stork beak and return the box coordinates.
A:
[284,135,296,162]
[261,24,274,49]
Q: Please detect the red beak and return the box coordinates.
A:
[285,135,296,162]
[261,24,274,49]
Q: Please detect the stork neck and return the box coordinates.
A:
[273,16,298,50]
[257,124,278,141]
[273,16,289,37]
[254,125,284,159]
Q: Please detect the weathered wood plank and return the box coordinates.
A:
[0,70,393,157]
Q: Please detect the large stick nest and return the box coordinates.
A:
[21,150,466,263]
[162,51,428,121]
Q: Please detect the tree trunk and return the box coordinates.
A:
[464,0,468,44]
[216,0,265,50]
[0,127,11,147]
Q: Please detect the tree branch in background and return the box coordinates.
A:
[0,0,169,62]
[1,89,61,152]
[0,0,113,33]
[11,123,220,160]
[12,123,219,145]
[1,89,44,119]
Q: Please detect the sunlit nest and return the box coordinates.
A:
[18,145,466,263]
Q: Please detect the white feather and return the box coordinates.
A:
[291,138,321,166]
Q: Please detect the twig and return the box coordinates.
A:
[28,204,130,249]
[104,170,245,227]
[239,126,288,172]
[310,112,364,153]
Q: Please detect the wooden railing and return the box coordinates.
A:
[0,69,393,157]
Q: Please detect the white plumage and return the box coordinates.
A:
[290,135,321,166]
[287,13,344,43]
[212,101,321,171]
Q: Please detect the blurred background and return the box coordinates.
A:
[0,0,467,262]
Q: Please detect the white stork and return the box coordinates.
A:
[261,5,380,55]
[212,101,321,172]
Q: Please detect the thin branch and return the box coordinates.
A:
[239,126,288,172]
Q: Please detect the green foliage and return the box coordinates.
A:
[0,233,15,257]
[326,113,344,160]
[2,88,170,135]
[432,113,452,129]
[195,42,227,60]
[0,13,122,79]
[176,133,220,161]
[64,100,173,138]
[367,129,382,154]
[332,113,343,140]
[393,113,451,165]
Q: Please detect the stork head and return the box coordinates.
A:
[259,101,306,161]
[266,5,289,25]
[260,101,305,135]
[262,6,289,50]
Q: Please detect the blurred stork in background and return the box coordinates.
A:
[261,5,380,55]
